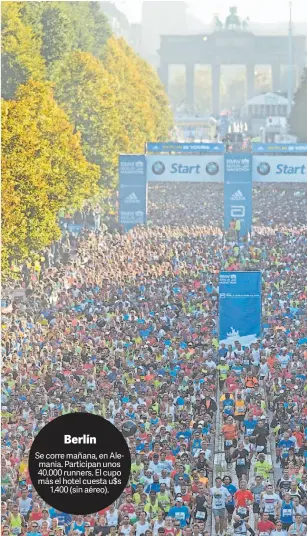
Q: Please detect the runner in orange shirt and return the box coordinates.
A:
[221,416,238,464]
[267,354,278,370]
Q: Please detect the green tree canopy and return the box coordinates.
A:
[20,1,111,68]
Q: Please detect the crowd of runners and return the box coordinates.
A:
[1,182,307,536]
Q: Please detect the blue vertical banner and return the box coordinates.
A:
[119,155,147,231]
[224,153,252,237]
[219,271,261,346]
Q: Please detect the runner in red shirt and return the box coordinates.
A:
[234,481,254,518]
[257,512,276,533]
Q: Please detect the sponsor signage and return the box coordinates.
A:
[252,143,307,153]
[224,154,252,237]
[219,271,261,346]
[147,142,225,153]
[147,155,224,182]
[119,155,147,230]
[252,155,307,182]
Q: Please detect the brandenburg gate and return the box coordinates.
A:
[158,23,306,115]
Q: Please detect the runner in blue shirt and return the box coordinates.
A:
[279,494,295,531]
[278,432,295,467]
[243,414,257,438]
[223,475,237,524]
[168,497,190,527]
[223,395,235,416]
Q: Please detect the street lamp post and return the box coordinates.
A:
[287,1,293,116]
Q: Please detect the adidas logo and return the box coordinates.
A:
[124,192,140,203]
[230,190,246,201]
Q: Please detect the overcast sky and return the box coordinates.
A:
[114,0,307,24]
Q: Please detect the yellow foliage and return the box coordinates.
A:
[1,80,99,273]
[52,50,131,188]
[1,3,173,275]
[1,2,45,99]
[103,37,173,151]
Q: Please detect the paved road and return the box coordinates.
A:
[211,388,275,536]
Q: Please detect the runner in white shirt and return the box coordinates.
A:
[270,520,288,536]
[261,484,282,520]
[210,477,231,536]
[251,344,261,376]
[152,516,165,536]
[133,513,151,536]
[106,506,119,527]
[292,497,307,517]
[206,358,217,370]
[119,517,132,536]
[288,513,307,535]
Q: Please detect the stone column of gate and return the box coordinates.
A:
[246,64,255,100]
[185,63,195,113]
[211,64,221,117]
[271,63,281,93]
[159,63,169,93]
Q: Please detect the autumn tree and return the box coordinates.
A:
[1,0,173,277]
[40,4,74,65]
[2,80,99,272]
[1,2,45,99]
[51,50,128,189]
[103,37,173,150]
[130,50,173,141]
[289,68,307,142]
[52,43,173,188]
[20,1,111,67]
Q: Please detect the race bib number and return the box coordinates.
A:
[175,512,185,520]
[256,445,264,452]
[225,440,232,447]
[237,458,245,466]
[195,511,206,519]
[237,507,247,516]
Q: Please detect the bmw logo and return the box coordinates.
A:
[152,161,165,175]
[257,162,270,176]
[205,162,219,176]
